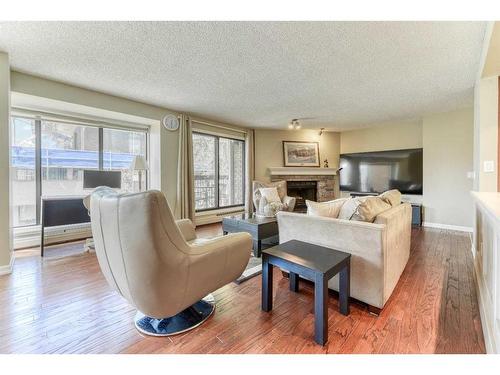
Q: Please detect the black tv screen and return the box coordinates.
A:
[83,170,122,189]
[339,148,423,195]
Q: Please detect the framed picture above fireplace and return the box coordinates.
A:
[283,141,320,167]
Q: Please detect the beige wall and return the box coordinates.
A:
[10,72,180,209]
[0,53,12,270]
[338,113,474,229]
[482,22,500,78]
[475,76,498,192]
[422,108,474,228]
[254,128,340,188]
[340,120,423,154]
[9,72,249,220]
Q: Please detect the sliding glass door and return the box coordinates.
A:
[218,137,244,207]
[193,133,217,210]
[193,132,245,212]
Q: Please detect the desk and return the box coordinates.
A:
[40,196,90,257]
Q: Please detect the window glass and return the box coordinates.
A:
[219,138,244,207]
[103,128,147,192]
[10,116,148,228]
[41,121,99,197]
[193,133,217,210]
[193,132,245,211]
[11,117,37,227]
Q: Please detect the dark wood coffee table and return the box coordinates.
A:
[261,240,351,345]
[222,214,278,257]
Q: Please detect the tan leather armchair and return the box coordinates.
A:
[86,187,252,336]
[252,180,296,217]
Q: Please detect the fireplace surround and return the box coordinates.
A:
[269,168,337,212]
[286,181,317,211]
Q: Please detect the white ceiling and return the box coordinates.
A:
[0,21,487,130]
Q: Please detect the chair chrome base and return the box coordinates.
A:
[134,294,215,337]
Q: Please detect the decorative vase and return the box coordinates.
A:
[262,201,285,217]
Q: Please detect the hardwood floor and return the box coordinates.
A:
[0,225,485,354]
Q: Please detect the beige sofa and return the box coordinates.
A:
[276,203,412,310]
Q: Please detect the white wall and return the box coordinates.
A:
[0,52,12,273]
[422,108,474,229]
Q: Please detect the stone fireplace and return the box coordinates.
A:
[269,167,337,212]
[286,181,317,211]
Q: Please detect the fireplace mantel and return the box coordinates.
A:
[268,167,338,176]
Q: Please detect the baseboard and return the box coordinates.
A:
[422,221,473,233]
[0,253,15,276]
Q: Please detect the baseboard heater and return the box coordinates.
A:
[195,209,245,226]
[14,223,92,250]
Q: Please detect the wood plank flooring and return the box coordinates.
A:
[0,225,485,354]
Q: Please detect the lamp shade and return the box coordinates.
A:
[130,155,148,171]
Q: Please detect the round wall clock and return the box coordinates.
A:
[162,114,179,131]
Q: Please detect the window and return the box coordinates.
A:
[103,128,147,193]
[9,115,148,228]
[193,133,216,210]
[41,121,99,197]
[11,117,37,227]
[193,132,245,211]
[219,138,244,207]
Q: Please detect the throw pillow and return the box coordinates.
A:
[352,196,392,222]
[254,180,287,201]
[306,198,348,218]
[259,187,282,203]
[379,189,402,207]
[338,196,372,220]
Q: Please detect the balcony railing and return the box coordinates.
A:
[194,174,243,210]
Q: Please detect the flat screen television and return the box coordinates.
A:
[83,170,122,189]
[339,148,423,195]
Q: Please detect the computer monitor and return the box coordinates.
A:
[83,170,122,189]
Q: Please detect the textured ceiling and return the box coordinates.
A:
[0,21,487,130]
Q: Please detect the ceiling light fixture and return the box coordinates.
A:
[318,128,325,136]
[289,119,301,130]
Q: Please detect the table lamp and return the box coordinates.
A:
[130,155,148,191]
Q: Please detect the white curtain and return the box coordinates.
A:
[245,129,255,214]
[175,114,195,220]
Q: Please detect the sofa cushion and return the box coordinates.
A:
[352,196,392,222]
[306,198,348,218]
[338,196,371,220]
[259,187,282,203]
[379,189,402,207]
